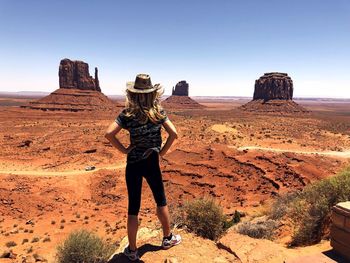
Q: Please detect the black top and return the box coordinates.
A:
[115,109,168,163]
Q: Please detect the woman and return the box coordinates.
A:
[105,74,181,261]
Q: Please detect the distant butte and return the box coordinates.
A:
[240,72,308,113]
[59,58,101,91]
[172,80,189,96]
[22,59,119,111]
[163,80,204,109]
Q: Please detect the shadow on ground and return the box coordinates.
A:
[323,249,349,263]
[108,243,163,263]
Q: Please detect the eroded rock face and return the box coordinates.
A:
[240,72,308,114]
[253,73,293,101]
[172,81,189,96]
[22,58,119,111]
[59,59,101,92]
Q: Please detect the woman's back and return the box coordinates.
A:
[116,109,168,163]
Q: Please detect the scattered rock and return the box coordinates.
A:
[84,149,97,154]
[18,140,33,147]
[33,253,47,262]
[25,219,34,225]
[85,166,96,171]
[0,250,16,259]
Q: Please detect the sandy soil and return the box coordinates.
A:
[0,98,350,262]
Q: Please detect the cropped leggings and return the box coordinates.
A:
[125,151,167,215]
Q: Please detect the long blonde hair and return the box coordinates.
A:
[125,89,166,124]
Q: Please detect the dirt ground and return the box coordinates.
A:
[0,97,349,262]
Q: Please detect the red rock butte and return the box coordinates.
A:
[240,72,308,114]
[163,80,204,109]
[22,59,118,111]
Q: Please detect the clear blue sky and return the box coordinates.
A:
[0,0,349,97]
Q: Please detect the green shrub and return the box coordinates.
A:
[223,210,241,230]
[269,166,350,246]
[56,229,115,263]
[182,198,227,240]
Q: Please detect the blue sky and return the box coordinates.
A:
[0,0,349,97]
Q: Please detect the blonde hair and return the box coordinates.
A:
[125,89,166,124]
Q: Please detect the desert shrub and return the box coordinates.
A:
[56,229,115,263]
[182,198,227,240]
[31,237,40,243]
[223,210,241,230]
[5,241,17,247]
[269,166,350,246]
[237,219,278,240]
[269,191,300,220]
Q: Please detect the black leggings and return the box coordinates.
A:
[125,151,167,215]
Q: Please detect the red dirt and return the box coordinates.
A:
[0,99,350,262]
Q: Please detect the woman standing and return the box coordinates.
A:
[105,74,181,261]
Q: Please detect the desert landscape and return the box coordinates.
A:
[0,65,350,262]
[1,1,350,262]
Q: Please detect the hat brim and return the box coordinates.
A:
[126,82,163,93]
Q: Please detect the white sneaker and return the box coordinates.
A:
[162,233,182,249]
[123,245,139,261]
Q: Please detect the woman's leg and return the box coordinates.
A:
[156,205,171,237]
[125,162,143,251]
[144,152,171,237]
[127,215,139,251]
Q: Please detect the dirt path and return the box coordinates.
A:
[232,146,350,158]
[0,163,125,176]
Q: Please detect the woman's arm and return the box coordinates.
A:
[104,122,133,154]
[159,119,178,157]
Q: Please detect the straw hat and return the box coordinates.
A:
[126,74,162,93]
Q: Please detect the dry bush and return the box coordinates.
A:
[237,219,278,240]
[56,229,115,263]
[182,198,227,240]
[5,241,16,247]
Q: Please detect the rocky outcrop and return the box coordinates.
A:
[109,227,238,262]
[23,89,117,111]
[22,59,119,111]
[59,58,101,92]
[240,72,308,114]
[164,80,204,109]
[172,81,189,96]
[253,73,293,101]
[163,95,204,109]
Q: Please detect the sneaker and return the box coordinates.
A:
[123,245,139,261]
[162,233,182,249]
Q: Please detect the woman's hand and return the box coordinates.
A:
[124,144,135,154]
[160,120,178,157]
[105,122,132,154]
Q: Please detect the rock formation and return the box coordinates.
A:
[240,72,308,114]
[22,59,118,111]
[163,80,204,109]
[59,58,101,91]
[253,73,293,101]
[172,80,189,96]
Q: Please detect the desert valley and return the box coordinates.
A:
[0,59,349,263]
